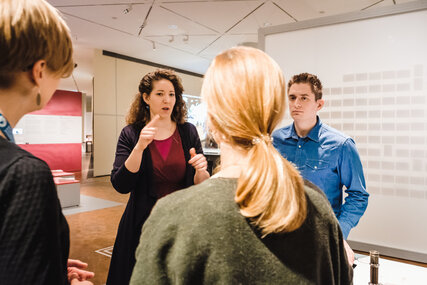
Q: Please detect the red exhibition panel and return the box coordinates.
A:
[31,89,82,116]
[19,143,81,172]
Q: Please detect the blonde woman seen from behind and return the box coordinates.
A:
[130,47,353,284]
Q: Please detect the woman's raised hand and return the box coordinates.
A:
[135,115,160,151]
[189,148,210,184]
[188,148,208,172]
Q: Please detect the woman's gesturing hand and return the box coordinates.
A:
[188,148,208,172]
[189,148,210,184]
[135,115,160,151]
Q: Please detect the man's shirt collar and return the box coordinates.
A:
[306,116,322,143]
[279,123,293,139]
[290,116,322,142]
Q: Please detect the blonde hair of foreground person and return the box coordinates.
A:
[0,0,74,89]
[202,46,307,235]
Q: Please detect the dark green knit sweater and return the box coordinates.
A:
[130,178,353,285]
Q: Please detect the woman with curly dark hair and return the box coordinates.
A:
[107,69,210,285]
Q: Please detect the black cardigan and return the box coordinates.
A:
[0,137,69,285]
[107,122,203,285]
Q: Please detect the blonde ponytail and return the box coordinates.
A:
[202,47,307,236]
[236,141,306,235]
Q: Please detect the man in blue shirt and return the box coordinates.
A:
[273,73,369,263]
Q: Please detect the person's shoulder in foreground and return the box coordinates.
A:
[0,138,54,182]
[130,178,353,285]
[144,177,238,229]
[0,139,70,284]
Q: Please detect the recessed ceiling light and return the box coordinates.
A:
[112,16,117,20]
[263,22,272,27]
[168,24,178,30]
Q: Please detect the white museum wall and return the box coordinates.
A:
[262,3,427,262]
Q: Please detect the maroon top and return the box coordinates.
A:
[154,135,173,161]
[149,128,186,199]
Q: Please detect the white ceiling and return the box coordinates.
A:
[51,0,416,95]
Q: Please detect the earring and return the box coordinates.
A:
[36,92,41,106]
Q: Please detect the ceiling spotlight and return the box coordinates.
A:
[152,41,156,51]
[183,34,189,43]
[169,35,174,43]
[168,24,178,30]
[123,4,133,14]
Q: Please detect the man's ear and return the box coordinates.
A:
[30,60,47,87]
[316,99,324,111]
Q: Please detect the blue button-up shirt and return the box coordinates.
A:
[272,117,369,239]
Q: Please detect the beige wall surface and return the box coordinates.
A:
[93,50,204,176]
[93,50,116,115]
[93,114,117,176]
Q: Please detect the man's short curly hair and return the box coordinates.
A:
[287,73,323,100]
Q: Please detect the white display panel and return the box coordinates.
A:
[14,114,82,144]
[262,4,427,262]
